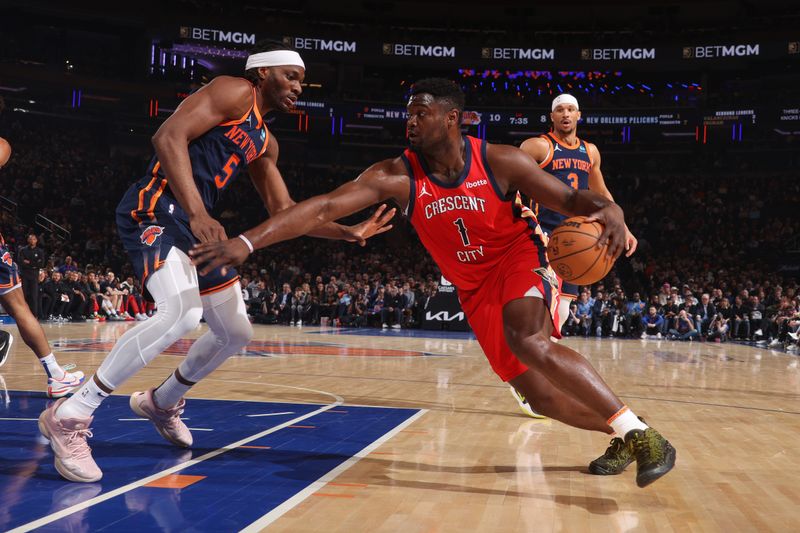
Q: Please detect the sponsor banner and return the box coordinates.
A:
[682,43,760,59]
[382,42,457,58]
[481,47,556,61]
[422,276,470,331]
[179,26,255,45]
[283,36,358,54]
[172,26,790,67]
[581,47,657,61]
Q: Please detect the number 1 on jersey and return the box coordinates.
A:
[454,217,471,246]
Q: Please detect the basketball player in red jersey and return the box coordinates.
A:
[37,42,393,483]
[190,79,676,488]
[0,133,85,397]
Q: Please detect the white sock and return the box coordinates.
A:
[607,406,649,437]
[153,372,192,409]
[40,353,65,380]
[55,377,109,420]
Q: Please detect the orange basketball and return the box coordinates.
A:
[546,216,614,285]
[0,137,10,168]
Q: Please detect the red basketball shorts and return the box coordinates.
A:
[458,240,561,382]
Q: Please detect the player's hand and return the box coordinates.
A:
[585,204,625,260]
[189,238,250,276]
[623,225,638,257]
[344,205,396,246]
[189,212,228,243]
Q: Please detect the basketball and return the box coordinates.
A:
[0,137,11,168]
[546,216,614,285]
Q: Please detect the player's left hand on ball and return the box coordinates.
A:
[585,204,626,260]
[346,204,396,246]
[189,238,251,276]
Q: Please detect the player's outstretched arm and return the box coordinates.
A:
[190,162,409,274]
[249,137,395,245]
[487,143,627,259]
[152,76,253,243]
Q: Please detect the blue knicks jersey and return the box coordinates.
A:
[132,86,269,222]
[535,132,593,234]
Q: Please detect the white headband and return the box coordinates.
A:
[245,50,305,71]
[552,94,579,111]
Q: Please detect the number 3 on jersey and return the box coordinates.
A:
[215,153,241,189]
[454,217,471,246]
[566,172,579,189]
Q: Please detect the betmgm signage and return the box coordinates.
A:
[180,26,255,45]
[682,43,760,59]
[283,36,357,54]
[383,43,456,58]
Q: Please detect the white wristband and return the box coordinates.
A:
[238,234,254,253]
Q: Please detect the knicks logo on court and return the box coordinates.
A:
[1,252,12,267]
[140,226,165,247]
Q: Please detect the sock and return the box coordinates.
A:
[153,371,193,409]
[607,406,649,437]
[40,353,65,380]
[56,377,109,420]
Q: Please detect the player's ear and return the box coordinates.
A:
[448,109,460,127]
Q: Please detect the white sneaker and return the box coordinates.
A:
[754,329,763,337]
[768,339,782,347]
[135,313,148,321]
[656,332,662,339]
[382,323,388,329]
[48,369,86,399]
[640,332,647,339]
[290,321,295,326]
[391,324,401,329]
[297,320,302,327]
[788,331,799,341]
[509,385,547,419]
[0,330,12,368]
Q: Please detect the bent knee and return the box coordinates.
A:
[228,317,254,347]
[504,327,552,363]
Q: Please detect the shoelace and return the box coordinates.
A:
[64,427,94,459]
[604,438,625,456]
[157,405,185,429]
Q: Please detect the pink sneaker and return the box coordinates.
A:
[129,388,192,448]
[38,398,102,483]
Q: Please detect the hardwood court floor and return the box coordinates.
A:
[1,322,799,532]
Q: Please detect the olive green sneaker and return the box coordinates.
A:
[588,436,634,475]
[625,428,676,487]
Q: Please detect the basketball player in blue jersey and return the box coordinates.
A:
[507,94,640,475]
[38,42,394,483]
[0,136,85,396]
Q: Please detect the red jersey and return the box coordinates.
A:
[404,136,547,293]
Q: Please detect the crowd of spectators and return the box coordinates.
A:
[0,112,798,352]
[563,280,800,351]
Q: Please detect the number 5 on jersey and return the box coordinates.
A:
[454,217,471,246]
[215,153,241,189]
